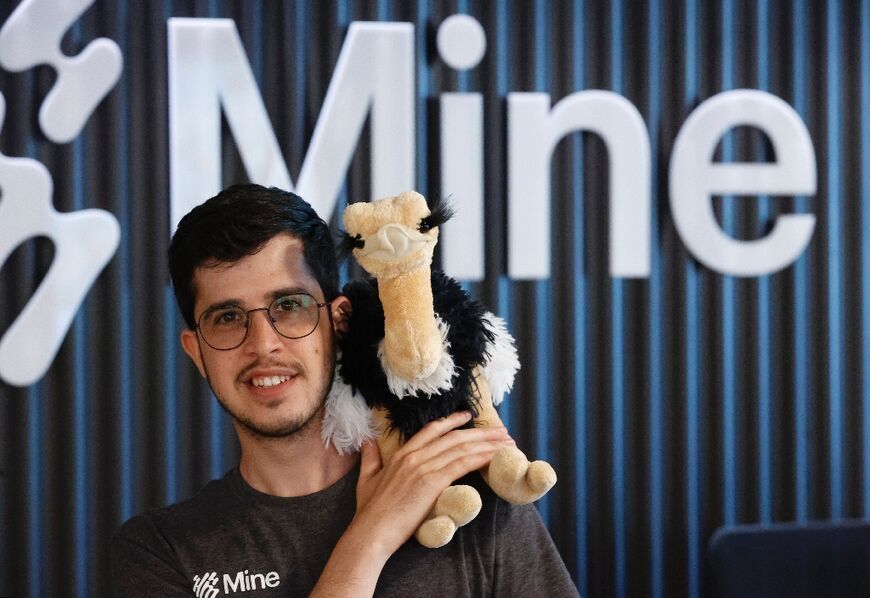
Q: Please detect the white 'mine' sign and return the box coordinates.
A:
[168,16,816,281]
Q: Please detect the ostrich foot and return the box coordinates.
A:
[484,446,557,505]
[415,484,482,548]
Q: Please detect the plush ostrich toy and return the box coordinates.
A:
[323,191,556,549]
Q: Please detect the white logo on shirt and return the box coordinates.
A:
[192,572,220,598]
[193,569,282,595]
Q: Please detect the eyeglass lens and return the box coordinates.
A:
[198,293,322,350]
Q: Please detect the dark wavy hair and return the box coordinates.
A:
[168,184,339,329]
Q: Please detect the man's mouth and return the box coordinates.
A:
[250,375,291,388]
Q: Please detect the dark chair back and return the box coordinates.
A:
[709,520,870,598]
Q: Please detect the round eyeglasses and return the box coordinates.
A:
[196,293,331,351]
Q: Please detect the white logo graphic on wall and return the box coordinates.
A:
[194,570,281,596]
[0,0,121,387]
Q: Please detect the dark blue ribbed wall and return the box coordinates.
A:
[1,1,866,597]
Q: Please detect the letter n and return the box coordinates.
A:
[507,91,651,278]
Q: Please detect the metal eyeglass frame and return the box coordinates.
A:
[195,293,331,351]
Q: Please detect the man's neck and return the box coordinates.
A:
[236,419,358,498]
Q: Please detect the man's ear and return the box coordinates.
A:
[330,296,352,336]
[180,328,207,378]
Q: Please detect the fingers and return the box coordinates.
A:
[400,411,474,453]
[404,422,512,464]
[421,434,514,483]
[391,423,514,490]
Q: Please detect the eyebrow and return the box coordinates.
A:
[201,287,317,314]
[269,287,316,302]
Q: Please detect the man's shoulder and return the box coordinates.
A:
[113,469,240,549]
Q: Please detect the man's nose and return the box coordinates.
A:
[243,309,282,353]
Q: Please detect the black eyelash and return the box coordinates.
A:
[337,231,364,262]
[418,196,455,232]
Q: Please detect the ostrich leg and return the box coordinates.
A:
[473,371,558,504]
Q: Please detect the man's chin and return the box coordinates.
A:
[232,403,325,440]
[237,417,310,439]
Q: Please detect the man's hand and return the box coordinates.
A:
[310,411,514,597]
[353,410,513,556]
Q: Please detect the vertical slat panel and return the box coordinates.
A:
[571,3,588,595]
[792,0,811,525]
[335,0,351,242]
[70,15,89,583]
[163,288,179,504]
[756,0,773,526]
[533,0,553,526]
[683,1,702,596]
[161,0,180,510]
[26,384,42,598]
[609,0,627,594]
[646,1,664,596]
[23,64,44,594]
[720,0,739,528]
[3,2,870,596]
[114,0,134,525]
[827,0,845,521]
[205,0,225,483]
[456,0,469,91]
[378,0,391,23]
[415,0,429,200]
[494,0,512,434]
[290,0,307,173]
[862,0,870,520]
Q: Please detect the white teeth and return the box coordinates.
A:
[251,375,290,388]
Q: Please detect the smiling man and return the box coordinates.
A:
[180,234,336,437]
[110,184,578,597]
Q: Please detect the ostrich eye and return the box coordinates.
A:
[418,198,455,233]
[338,232,365,261]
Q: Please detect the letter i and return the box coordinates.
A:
[438,14,487,281]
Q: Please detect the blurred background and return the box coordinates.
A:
[1,1,867,596]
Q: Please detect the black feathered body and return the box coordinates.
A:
[337,270,495,441]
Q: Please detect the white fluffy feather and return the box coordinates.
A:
[321,368,376,455]
[480,313,520,406]
[378,316,457,398]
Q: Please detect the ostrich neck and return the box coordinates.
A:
[377,266,437,331]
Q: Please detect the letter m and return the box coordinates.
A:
[168,18,414,231]
[223,571,244,593]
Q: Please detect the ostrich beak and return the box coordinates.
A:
[358,223,434,263]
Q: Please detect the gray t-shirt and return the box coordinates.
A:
[111,465,579,597]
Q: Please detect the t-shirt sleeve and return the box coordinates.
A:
[491,501,581,598]
[111,515,194,597]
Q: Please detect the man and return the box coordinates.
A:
[111,184,579,597]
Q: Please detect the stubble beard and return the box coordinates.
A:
[205,344,337,441]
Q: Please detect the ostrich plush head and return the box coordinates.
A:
[342,191,452,280]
